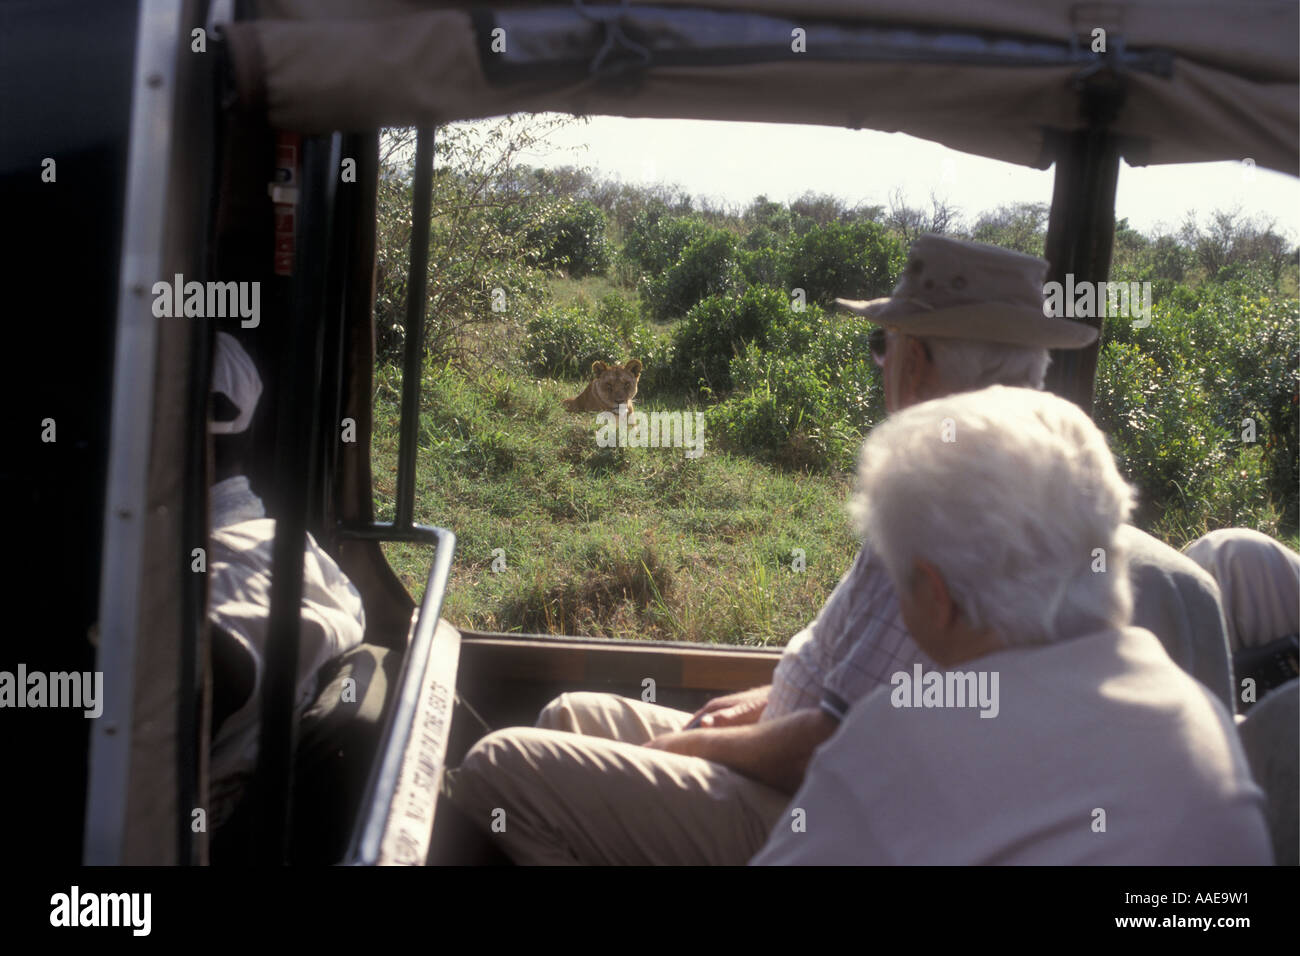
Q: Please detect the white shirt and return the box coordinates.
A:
[208,476,366,824]
[753,626,1273,865]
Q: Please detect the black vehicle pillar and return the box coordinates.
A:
[1042,73,1125,414]
[255,133,342,863]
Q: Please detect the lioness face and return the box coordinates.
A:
[593,359,642,406]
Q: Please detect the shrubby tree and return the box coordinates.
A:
[669,285,790,391]
[789,191,849,231]
[708,307,882,472]
[970,201,1049,255]
[526,199,612,277]
[374,118,565,365]
[1110,219,1189,301]
[743,195,794,236]
[886,188,960,244]
[1096,273,1299,537]
[620,207,708,278]
[784,220,905,305]
[643,227,742,321]
[1179,210,1292,287]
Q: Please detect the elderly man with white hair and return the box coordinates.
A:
[753,385,1273,865]
[447,236,1233,865]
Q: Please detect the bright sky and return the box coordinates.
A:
[512,115,1300,241]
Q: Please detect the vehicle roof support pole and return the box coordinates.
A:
[255,133,341,863]
[1042,79,1124,414]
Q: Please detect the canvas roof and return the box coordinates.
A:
[224,0,1298,175]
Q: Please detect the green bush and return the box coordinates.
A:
[532,200,612,277]
[709,346,864,472]
[738,244,785,288]
[524,292,650,378]
[593,293,661,380]
[1094,272,1299,540]
[1096,343,1263,540]
[705,306,883,472]
[1109,223,1189,303]
[620,210,707,277]
[784,220,905,305]
[1096,273,1299,534]
[495,199,612,278]
[761,308,883,427]
[669,285,792,391]
[643,228,743,321]
[743,196,794,237]
[742,224,781,251]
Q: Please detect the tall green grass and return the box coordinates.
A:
[372,359,859,643]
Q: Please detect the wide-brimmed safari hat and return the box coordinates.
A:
[835,234,1098,349]
[209,332,263,435]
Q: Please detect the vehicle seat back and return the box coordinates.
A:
[1237,678,1298,865]
[1121,525,1235,711]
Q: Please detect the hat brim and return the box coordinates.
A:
[834,297,1098,349]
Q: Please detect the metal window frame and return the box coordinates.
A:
[339,126,459,866]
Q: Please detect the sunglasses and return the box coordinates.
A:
[867,328,929,368]
[867,328,888,367]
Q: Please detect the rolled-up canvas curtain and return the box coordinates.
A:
[223,0,1297,175]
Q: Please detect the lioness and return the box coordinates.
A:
[563,359,642,414]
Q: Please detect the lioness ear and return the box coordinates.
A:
[625,359,642,376]
[591,361,608,374]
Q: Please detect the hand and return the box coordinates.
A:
[688,685,770,729]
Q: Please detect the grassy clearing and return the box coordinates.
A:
[545,274,626,309]
[374,265,1298,646]
[372,356,858,645]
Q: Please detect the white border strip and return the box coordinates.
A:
[83,0,183,866]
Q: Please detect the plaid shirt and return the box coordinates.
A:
[763,544,936,723]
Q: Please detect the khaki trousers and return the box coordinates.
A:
[445,691,792,865]
[1183,527,1300,651]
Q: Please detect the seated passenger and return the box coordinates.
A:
[205,332,366,828]
[753,386,1273,865]
[1183,528,1299,710]
[446,236,1233,865]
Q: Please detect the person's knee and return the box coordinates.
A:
[449,729,547,824]
[535,693,573,730]
[535,691,610,731]
[450,730,527,804]
[457,728,534,775]
[447,727,582,852]
[1186,528,1274,570]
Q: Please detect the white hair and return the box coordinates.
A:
[921,336,1052,391]
[850,385,1136,647]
